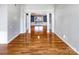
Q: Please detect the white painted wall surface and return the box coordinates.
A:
[47,13,50,33]
[52,13,54,32]
[20,5,27,33]
[8,4,21,42]
[55,4,79,53]
[0,5,8,44]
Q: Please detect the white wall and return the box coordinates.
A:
[55,4,79,53]
[20,5,26,33]
[0,4,21,44]
[0,5,8,44]
[52,13,54,32]
[8,4,21,42]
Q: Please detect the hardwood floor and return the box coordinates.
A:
[0,26,77,55]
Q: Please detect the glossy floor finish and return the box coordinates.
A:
[0,26,77,55]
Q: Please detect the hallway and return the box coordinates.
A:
[0,4,79,55]
[0,26,77,55]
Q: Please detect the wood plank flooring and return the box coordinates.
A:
[0,26,77,55]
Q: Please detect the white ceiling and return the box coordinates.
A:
[24,4,54,13]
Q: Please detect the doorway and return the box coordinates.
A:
[31,13,47,36]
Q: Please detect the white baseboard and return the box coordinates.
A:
[55,32,79,55]
[8,33,20,44]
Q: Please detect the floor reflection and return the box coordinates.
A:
[0,26,77,55]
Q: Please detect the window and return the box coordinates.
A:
[31,15,34,22]
[43,15,47,22]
